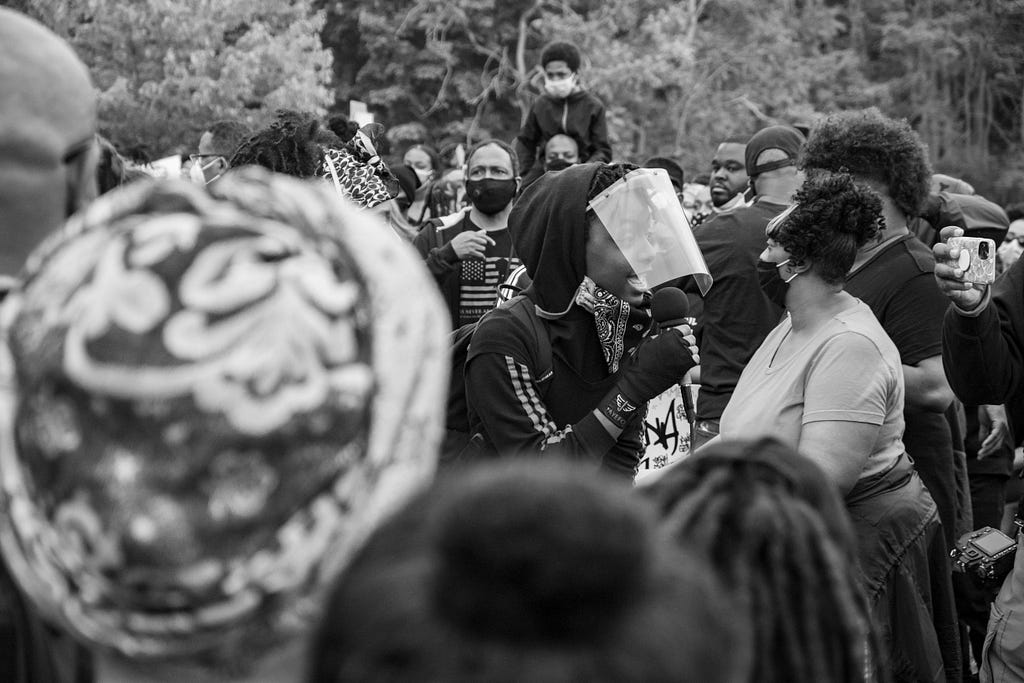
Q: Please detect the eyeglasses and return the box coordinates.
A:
[1004,234,1024,246]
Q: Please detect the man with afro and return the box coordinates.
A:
[801,108,963,553]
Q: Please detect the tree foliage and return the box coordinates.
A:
[7,0,1024,200]
[11,0,332,158]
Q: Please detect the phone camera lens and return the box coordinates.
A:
[980,241,990,259]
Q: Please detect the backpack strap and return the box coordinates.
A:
[505,294,553,386]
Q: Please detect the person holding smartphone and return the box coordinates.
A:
[935,225,1024,682]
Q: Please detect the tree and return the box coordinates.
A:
[16,0,333,157]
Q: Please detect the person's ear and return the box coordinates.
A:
[214,156,229,174]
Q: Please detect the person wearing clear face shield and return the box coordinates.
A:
[463,164,709,477]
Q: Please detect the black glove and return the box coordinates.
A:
[597,329,698,430]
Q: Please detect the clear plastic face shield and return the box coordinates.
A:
[587,168,712,295]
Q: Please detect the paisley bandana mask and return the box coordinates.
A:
[0,168,449,663]
[573,276,647,373]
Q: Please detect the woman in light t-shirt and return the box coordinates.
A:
[718,171,959,681]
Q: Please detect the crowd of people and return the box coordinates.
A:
[3,8,1024,683]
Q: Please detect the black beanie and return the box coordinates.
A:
[540,41,581,72]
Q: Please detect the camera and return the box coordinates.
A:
[947,235,997,284]
[950,526,1017,587]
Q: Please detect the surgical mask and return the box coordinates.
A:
[757,259,798,308]
[412,167,433,185]
[465,178,517,215]
[189,158,220,185]
[544,75,575,99]
[998,238,1023,271]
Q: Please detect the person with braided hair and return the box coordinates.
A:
[716,171,960,681]
[641,437,883,683]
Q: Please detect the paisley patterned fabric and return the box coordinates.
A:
[319,125,399,210]
[0,168,449,661]
[573,276,634,373]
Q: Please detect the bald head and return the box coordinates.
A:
[0,8,97,278]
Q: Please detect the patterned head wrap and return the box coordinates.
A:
[0,167,449,662]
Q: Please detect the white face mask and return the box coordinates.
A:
[998,238,1023,270]
[544,75,575,99]
[412,167,433,185]
[189,158,220,186]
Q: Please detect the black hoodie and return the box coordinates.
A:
[465,164,646,476]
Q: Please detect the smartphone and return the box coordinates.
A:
[947,236,996,284]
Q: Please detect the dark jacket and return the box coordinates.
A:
[465,164,649,477]
[942,254,1024,438]
[514,90,611,187]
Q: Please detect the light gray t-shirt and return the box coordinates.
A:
[719,300,905,480]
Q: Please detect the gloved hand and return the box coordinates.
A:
[597,328,699,430]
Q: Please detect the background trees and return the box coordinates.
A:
[8,0,1024,201]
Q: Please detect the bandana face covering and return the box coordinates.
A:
[0,169,449,663]
[573,276,645,373]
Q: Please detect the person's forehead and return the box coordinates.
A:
[1009,219,1024,237]
[713,143,746,164]
[403,148,430,164]
[0,9,97,157]
[468,144,512,171]
[544,60,572,75]
[546,136,577,154]
[197,131,217,155]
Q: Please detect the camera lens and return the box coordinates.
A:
[980,241,990,259]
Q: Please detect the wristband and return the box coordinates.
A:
[598,391,640,430]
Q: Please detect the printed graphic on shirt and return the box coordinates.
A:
[458,254,521,326]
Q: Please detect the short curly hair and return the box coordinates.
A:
[800,108,932,219]
[769,171,883,286]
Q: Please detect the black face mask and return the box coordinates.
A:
[465,178,517,215]
[546,158,574,172]
[757,259,796,309]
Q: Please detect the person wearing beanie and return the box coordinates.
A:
[0,168,450,683]
[643,156,685,195]
[672,124,804,451]
[514,40,612,188]
[308,460,749,683]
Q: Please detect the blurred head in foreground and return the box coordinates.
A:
[641,438,882,683]
[0,167,449,681]
[308,460,748,683]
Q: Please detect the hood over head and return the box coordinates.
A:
[509,163,602,313]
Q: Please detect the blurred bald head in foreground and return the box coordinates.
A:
[0,8,98,285]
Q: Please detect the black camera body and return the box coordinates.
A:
[950,526,1017,587]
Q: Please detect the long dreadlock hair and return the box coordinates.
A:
[641,437,888,683]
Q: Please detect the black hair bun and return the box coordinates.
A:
[797,170,883,245]
[432,464,651,642]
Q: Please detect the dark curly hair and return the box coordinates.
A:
[229,110,340,178]
[770,171,883,286]
[800,108,932,219]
